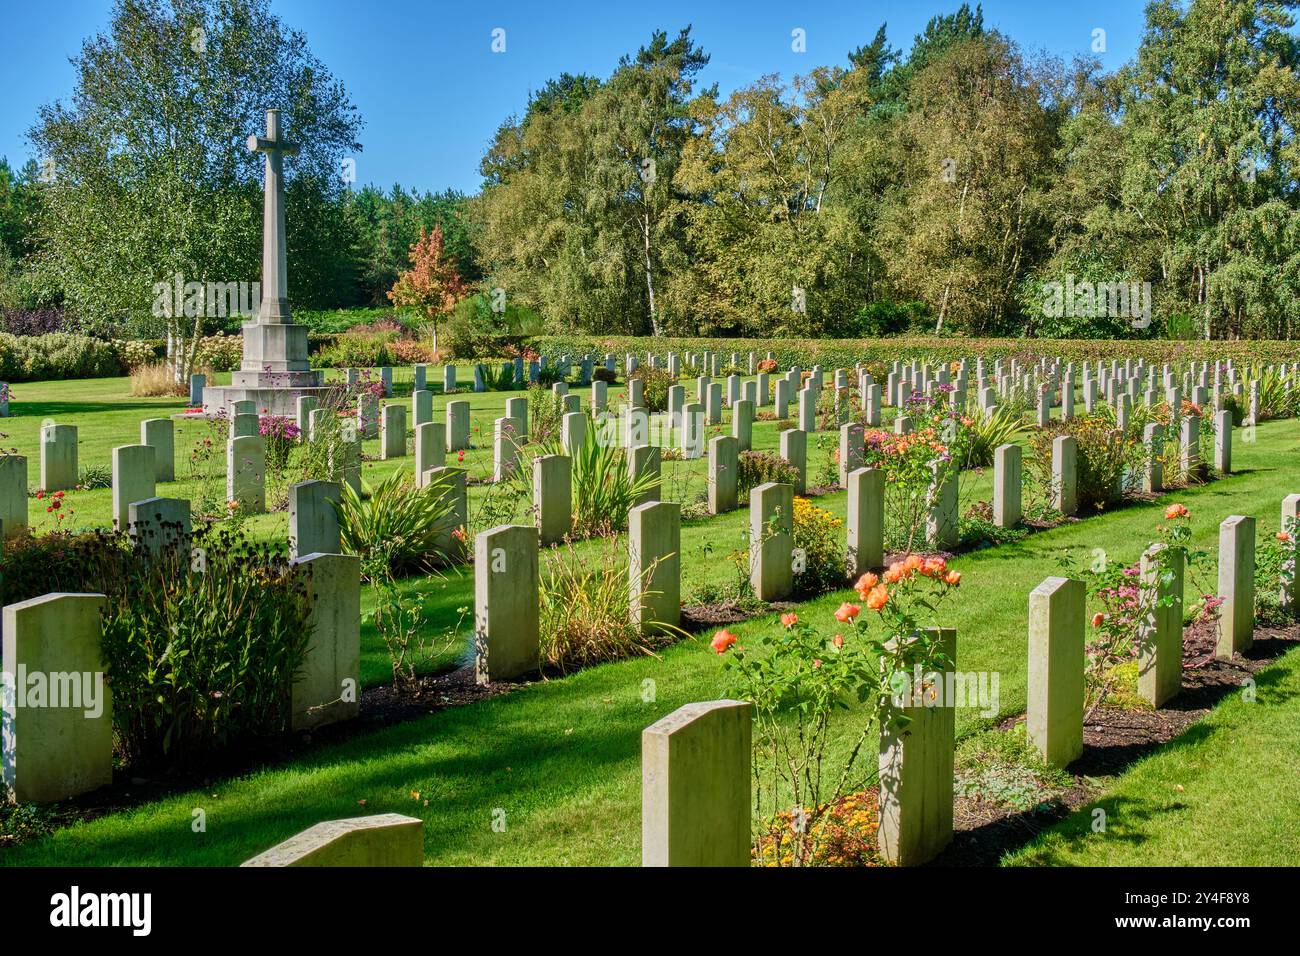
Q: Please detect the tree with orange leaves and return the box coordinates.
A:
[387,224,468,357]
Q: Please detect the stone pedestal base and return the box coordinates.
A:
[240,321,313,374]
[202,382,335,419]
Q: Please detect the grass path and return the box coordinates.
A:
[5,417,1297,866]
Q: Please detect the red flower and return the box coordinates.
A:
[711,629,738,654]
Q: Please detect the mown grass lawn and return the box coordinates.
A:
[3,394,1295,866]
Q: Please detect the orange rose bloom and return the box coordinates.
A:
[904,554,923,573]
[1092,612,1105,628]
[812,659,823,669]
[884,563,905,584]
[834,602,861,623]
[866,585,890,610]
[1278,531,1293,543]
[944,570,961,586]
[923,557,947,577]
[711,629,738,654]
[832,634,845,648]
[854,572,879,596]
[780,612,798,629]
[1165,503,1189,520]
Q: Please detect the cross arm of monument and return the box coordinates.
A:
[247,135,300,156]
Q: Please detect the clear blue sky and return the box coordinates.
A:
[0,0,1147,195]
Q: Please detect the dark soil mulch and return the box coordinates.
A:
[931,620,1300,866]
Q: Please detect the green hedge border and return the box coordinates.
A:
[531,335,1298,368]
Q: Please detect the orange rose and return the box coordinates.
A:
[834,602,861,623]
[884,563,905,584]
[944,570,961,586]
[812,659,823,669]
[1091,612,1105,628]
[854,571,879,596]
[780,612,798,629]
[1165,503,1189,520]
[904,554,923,573]
[711,629,737,654]
[832,634,845,648]
[1278,531,1293,543]
[866,585,890,610]
[923,557,947,577]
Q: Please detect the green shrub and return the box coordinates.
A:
[333,466,458,576]
[0,332,121,381]
[99,525,312,766]
[737,450,800,499]
[539,537,662,672]
[1030,415,1139,512]
[629,365,674,412]
[544,417,658,536]
[962,404,1029,468]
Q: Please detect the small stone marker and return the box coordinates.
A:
[1051,435,1078,516]
[1216,515,1255,659]
[1283,494,1300,610]
[926,463,958,550]
[414,422,446,487]
[629,500,681,635]
[680,403,704,459]
[1138,543,1184,707]
[40,424,78,493]
[357,393,380,440]
[1142,423,1163,493]
[750,482,794,601]
[289,479,342,558]
[425,467,468,563]
[1027,576,1085,768]
[446,400,471,451]
[846,467,884,578]
[838,423,864,487]
[226,435,266,513]
[629,444,661,505]
[561,411,586,456]
[779,428,806,494]
[1214,409,1232,473]
[189,373,206,406]
[534,454,572,546]
[241,814,423,867]
[993,443,1022,528]
[412,389,433,428]
[2,593,112,803]
[506,396,528,439]
[732,398,754,451]
[290,551,361,730]
[474,524,540,684]
[111,444,156,531]
[708,435,738,515]
[877,628,957,866]
[296,395,318,435]
[641,700,751,867]
[128,497,191,557]
[381,404,406,460]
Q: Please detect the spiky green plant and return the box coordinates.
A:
[543,415,659,537]
[333,466,458,576]
[962,403,1029,467]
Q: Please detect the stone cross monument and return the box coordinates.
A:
[202,109,328,417]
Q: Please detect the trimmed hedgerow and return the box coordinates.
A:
[533,335,1300,369]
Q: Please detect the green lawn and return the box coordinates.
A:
[1008,644,1300,866]
[3,372,1296,866]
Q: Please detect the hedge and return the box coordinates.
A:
[0,333,123,382]
[531,335,1300,368]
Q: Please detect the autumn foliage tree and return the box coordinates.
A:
[387,224,468,356]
